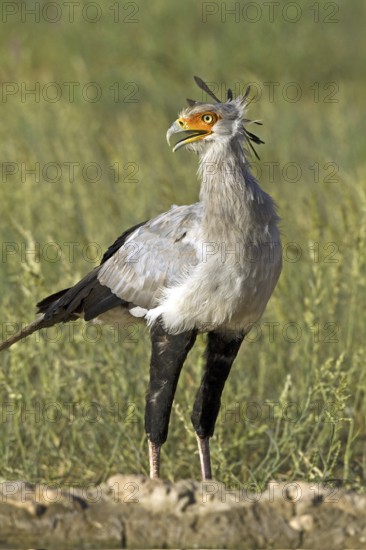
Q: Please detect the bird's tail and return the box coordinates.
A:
[0,261,128,353]
[0,315,48,352]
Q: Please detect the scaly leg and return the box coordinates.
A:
[196,434,212,480]
[191,330,244,480]
[145,321,196,479]
[148,440,161,479]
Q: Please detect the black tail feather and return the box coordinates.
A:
[40,268,124,323]
[1,219,145,352]
[37,288,71,313]
[1,269,125,351]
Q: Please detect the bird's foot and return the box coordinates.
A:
[196,434,212,480]
[148,440,161,479]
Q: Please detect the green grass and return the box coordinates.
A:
[0,0,366,489]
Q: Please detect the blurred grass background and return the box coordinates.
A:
[0,0,366,488]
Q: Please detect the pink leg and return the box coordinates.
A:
[148,440,161,479]
[196,434,212,480]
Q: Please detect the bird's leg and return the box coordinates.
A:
[196,434,212,480]
[145,321,196,479]
[148,440,161,479]
[191,330,245,480]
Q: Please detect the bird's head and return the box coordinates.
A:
[167,76,263,158]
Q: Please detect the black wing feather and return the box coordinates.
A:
[100,220,147,264]
[37,220,148,323]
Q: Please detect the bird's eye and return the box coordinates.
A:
[201,113,214,124]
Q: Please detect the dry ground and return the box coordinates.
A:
[0,475,365,549]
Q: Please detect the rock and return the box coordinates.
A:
[0,477,365,548]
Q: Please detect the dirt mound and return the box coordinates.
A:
[0,475,365,548]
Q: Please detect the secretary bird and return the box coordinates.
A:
[0,77,282,480]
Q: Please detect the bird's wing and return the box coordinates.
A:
[97,203,202,310]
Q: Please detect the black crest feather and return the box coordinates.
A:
[194,76,221,103]
[243,127,264,160]
[191,77,264,159]
[243,85,251,100]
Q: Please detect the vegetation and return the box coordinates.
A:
[0,0,365,489]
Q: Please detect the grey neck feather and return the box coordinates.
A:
[198,138,278,243]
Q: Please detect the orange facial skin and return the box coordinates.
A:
[177,112,221,134]
[168,111,222,152]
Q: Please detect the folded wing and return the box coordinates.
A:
[97,203,201,312]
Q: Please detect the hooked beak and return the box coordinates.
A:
[166,119,210,152]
